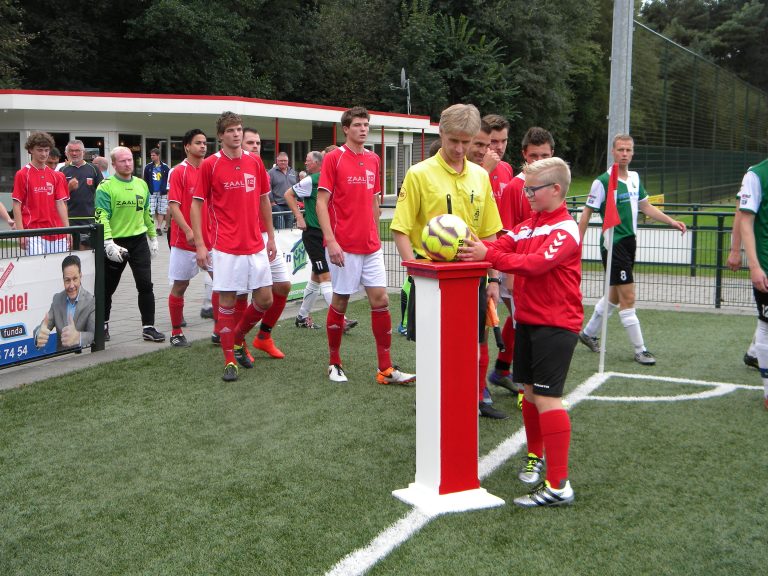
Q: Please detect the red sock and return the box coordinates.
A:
[478,342,489,402]
[212,292,220,321]
[211,291,220,336]
[259,292,287,338]
[233,295,248,328]
[371,307,392,370]
[218,305,236,365]
[540,409,571,488]
[168,293,185,336]
[326,305,345,365]
[235,302,266,344]
[497,317,515,368]
[522,398,543,458]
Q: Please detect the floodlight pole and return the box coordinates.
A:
[600,0,634,373]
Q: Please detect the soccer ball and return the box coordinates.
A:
[420,214,471,261]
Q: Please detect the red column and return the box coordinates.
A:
[392,260,505,514]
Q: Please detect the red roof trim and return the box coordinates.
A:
[0,89,430,121]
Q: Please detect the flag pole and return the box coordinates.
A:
[598,226,614,374]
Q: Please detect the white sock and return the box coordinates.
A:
[320,281,333,307]
[299,280,320,318]
[584,297,618,337]
[754,321,768,398]
[748,320,759,356]
[619,308,645,353]
[202,275,213,309]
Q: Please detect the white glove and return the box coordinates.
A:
[105,240,127,263]
[149,236,159,259]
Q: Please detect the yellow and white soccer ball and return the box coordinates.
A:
[420,214,471,261]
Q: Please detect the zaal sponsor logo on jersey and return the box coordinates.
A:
[33,182,55,196]
[346,170,377,191]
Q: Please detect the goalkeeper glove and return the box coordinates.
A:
[149,236,159,259]
[105,240,128,263]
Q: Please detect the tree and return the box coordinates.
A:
[0,0,30,88]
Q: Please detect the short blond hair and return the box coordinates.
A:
[612,133,634,148]
[523,157,571,198]
[439,104,481,137]
[109,146,132,164]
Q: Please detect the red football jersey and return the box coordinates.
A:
[168,160,210,252]
[318,145,381,254]
[507,173,532,230]
[12,164,69,240]
[193,150,270,255]
[489,161,515,230]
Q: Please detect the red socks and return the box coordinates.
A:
[235,303,266,344]
[371,307,392,370]
[522,398,543,458]
[259,292,287,338]
[540,409,571,488]
[326,306,345,365]
[218,305,236,365]
[168,294,184,336]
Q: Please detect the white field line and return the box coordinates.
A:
[587,371,762,403]
[325,371,758,575]
[325,371,611,576]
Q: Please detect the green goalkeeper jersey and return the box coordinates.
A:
[95,176,155,241]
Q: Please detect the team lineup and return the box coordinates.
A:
[9,102,768,509]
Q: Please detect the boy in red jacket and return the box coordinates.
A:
[459,157,582,507]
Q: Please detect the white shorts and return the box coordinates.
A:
[212,249,272,293]
[269,247,290,283]
[26,236,68,256]
[327,248,386,295]
[149,192,168,216]
[168,246,210,282]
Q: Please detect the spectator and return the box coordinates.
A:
[92,156,110,179]
[12,131,70,255]
[268,151,297,229]
[60,139,103,249]
[95,146,164,343]
[143,147,170,236]
[33,254,96,351]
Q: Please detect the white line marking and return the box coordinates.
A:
[325,371,611,576]
[587,371,761,402]
[325,371,757,575]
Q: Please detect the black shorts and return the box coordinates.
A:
[407,273,486,343]
[302,227,329,275]
[512,325,577,398]
[600,235,636,285]
[753,288,768,323]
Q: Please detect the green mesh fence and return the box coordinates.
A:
[630,21,768,204]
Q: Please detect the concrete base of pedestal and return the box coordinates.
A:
[392,483,505,516]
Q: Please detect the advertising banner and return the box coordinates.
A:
[0,252,96,367]
[275,228,311,300]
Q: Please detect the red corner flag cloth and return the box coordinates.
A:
[603,163,621,231]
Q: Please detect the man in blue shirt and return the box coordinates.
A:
[143,147,170,236]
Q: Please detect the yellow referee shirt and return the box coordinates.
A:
[391,152,502,257]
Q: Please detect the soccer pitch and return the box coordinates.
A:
[1,303,765,575]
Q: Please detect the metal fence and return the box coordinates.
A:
[630,21,768,204]
[379,204,754,311]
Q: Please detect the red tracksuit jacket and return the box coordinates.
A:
[484,203,583,333]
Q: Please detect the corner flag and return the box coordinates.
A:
[603,163,621,230]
